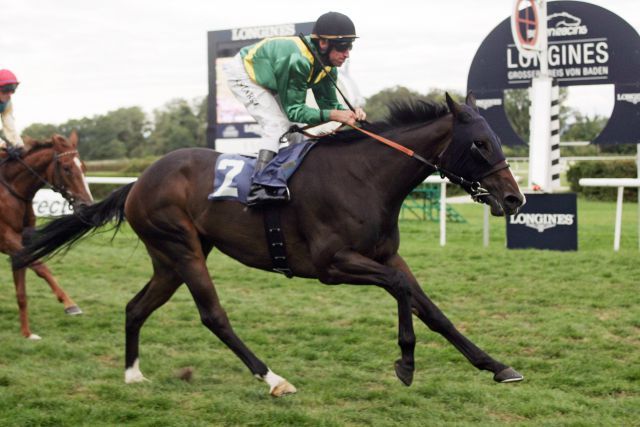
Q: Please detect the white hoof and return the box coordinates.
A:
[259,369,297,397]
[270,380,297,397]
[124,359,149,384]
[27,334,42,340]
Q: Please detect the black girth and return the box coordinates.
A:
[263,207,293,278]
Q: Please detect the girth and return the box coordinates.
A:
[263,207,294,278]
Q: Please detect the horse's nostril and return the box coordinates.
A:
[504,194,523,209]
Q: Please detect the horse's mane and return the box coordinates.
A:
[27,140,53,153]
[318,99,449,144]
[23,139,55,155]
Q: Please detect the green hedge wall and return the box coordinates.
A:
[566,160,638,201]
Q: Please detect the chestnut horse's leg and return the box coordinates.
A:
[386,254,523,383]
[3,232,39,339]
[322,249,416,386]
[28,261,82,315]
[12,266,40,339]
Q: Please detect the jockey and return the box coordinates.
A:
[0,69,25,155]
[224,11,367,206]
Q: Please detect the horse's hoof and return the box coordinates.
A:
[65,305,83,315]
[493,367,524,383]
[270,380,297,397]
[27,333,42,340]
[394,359,414,386]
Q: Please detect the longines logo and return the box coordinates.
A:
[231,24,296,41]
[617,93,640,105]
[509,213,575,233]
[547,12,589,37]
[476,98,502,110]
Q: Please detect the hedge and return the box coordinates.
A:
[566,160,638,201]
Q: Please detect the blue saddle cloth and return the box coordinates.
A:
[208,141,315,204]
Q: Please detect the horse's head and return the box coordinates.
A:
[441,92,525,216]
[47,131,93,209]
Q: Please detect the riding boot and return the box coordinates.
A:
[246,149,290,207]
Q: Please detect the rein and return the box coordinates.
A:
[0,148,79,204]
[286,123,497,204]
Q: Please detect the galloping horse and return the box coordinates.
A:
[15,94,525,396]
[1,132,93,339]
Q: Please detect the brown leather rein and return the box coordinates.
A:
[284,123,499,203]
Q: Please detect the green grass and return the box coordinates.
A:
[0,199,638,426]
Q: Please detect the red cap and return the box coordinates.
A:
[0,69,19,87]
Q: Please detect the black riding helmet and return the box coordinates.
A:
[311,11,357,42]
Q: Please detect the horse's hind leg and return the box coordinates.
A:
[28,261,82,315]
[124,259,183,384]
[386,255,523,383]
[177,257,296,397]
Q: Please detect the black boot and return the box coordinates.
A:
[246,149,290,207]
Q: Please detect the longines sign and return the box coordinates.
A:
[506,193,578,251]
[468,1,640,146]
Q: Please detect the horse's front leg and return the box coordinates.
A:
[28,260,82,315]
[386,254,523,383]
[21,225,82,315]
[322,249,416,386]
[12,266,40,339]
[3,233,39,339]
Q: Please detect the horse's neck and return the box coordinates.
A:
[6,149,54,199]
[360,117,453,202]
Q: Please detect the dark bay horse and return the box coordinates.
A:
[1,132,93,339]
[15,94,525,396]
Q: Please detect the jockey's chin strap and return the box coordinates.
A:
[284,123,496,204]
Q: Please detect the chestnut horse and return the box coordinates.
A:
[15,95,525,395]
[1,132,93,339]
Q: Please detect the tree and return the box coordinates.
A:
[364,86,463,122]
[503,87,571,144]
[562,112,607,142]
[149,98,202,154]
[21,123,60,141]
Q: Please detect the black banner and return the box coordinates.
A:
[468,1,640,146]
[506,193,578,251]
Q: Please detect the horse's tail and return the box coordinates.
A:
[12,182,135,269]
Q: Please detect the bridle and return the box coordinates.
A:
[284,123,508,204]
[0,148,81,205]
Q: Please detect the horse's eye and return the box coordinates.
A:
[473,140,486,150]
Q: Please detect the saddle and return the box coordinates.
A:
[209,142,315,278]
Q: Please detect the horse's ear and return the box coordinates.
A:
[465,91,479,112]
[69,130,78,147]
[445,92,462,118]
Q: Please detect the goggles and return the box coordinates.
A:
[0,84,18,94]
[331,41,353,53]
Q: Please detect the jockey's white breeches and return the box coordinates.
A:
[223,54,302,153]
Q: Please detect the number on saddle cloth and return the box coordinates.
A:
[208,141,315,204]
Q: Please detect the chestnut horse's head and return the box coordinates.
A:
[45,131,93,210]
[441,92,525,216]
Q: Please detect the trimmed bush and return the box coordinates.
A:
[566,160,637,201]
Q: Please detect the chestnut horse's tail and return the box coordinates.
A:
[12,182,134,269]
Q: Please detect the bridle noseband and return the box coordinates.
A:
[0,148,80,205]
